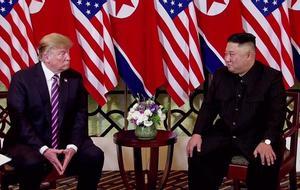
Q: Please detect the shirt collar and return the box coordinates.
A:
[41,62,60,80]
[236,61,258,85]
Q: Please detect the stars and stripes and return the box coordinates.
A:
[0,0,37,88]
[156,0,205,106]
[242,0,295,87]
[70,0,118,106]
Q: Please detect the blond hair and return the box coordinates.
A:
[38,33,72,60]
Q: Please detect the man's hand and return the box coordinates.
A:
[43,148,64,175]
[253,142,276,166]
[61,148,76,174]
[186,134,202,157]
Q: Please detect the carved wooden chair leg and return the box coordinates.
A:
[289,168,297,190]
[48,181,56,189]
[233,179,241,190]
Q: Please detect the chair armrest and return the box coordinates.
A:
[282,123,300,139]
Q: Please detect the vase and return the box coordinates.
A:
[135,124,157,140]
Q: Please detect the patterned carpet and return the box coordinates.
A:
[7,171,300,189]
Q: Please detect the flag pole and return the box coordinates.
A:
[124,83,128,130]
[167,95,171,131]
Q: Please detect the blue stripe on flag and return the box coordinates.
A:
[114,47,149,98]
[199,35,224,73]
[292,45,300,81]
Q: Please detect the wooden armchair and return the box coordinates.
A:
[0,91,62,190]
[226,90,300,190]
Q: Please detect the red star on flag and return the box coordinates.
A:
[207,0,226,12]
[114,0,134,15]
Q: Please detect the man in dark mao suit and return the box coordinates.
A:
[186,33,286,190]
[3,33,104,190]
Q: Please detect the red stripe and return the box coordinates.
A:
[278,7,294,76]
[242,7,281,66]
[0,47,14,75]
[243,2,294,87]
[82,76,106,106]
[186,9,204,87]
[0,26,27,70]
[81,49,105,83]
[75,20,104,62]
[102,9,118,91]
[15,4,36,65]
[166,84,185,106]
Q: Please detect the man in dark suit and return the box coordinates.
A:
[186,33,286,190]
[3,33,104,190]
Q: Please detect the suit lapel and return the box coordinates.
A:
[34,63,52,126]
[59,72,69,128]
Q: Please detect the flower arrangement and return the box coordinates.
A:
[127,98,167,128]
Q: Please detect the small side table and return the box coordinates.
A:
[113,130,177,190]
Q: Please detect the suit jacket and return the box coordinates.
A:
[193,61,286,158]
[3,62,89,151]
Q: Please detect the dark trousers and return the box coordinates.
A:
[188,139,281,190]
[5,139,104,190]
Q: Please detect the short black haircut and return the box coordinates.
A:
[227,32,256,46]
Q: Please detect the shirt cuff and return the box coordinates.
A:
[66,144,78,152]
[39,145,49,155]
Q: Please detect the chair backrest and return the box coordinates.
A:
[282,91,300,159]
[0,91,9,148]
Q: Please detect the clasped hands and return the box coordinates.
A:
[43,148,76,175]
[186,134,276,166]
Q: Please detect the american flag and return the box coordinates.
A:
[156,0,205,106]
[0,0,37,88]
[242,0,294,87]
[70,0,118,106]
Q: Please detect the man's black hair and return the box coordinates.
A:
[227,32,256,46]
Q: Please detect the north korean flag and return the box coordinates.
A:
[194,0,243,73]
[109,0,165,98]
[289,0,300,80]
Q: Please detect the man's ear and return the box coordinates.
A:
[42,52,50,62]
[247,49,255,60]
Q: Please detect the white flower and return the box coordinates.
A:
[142,115,149,122]
[144,109,152,116]
[143,120,153,127]
[127,98,167,127]
[132,103,139,109]
[132,111,141,120]
[136,117,144,125]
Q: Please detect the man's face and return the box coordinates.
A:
[44,47,70,73]
[224,42,251,75]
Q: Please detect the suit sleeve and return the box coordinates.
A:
[68,75,89,147]
[7,73,44,150]
[263,71,286,144]
[193,70,220,135]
